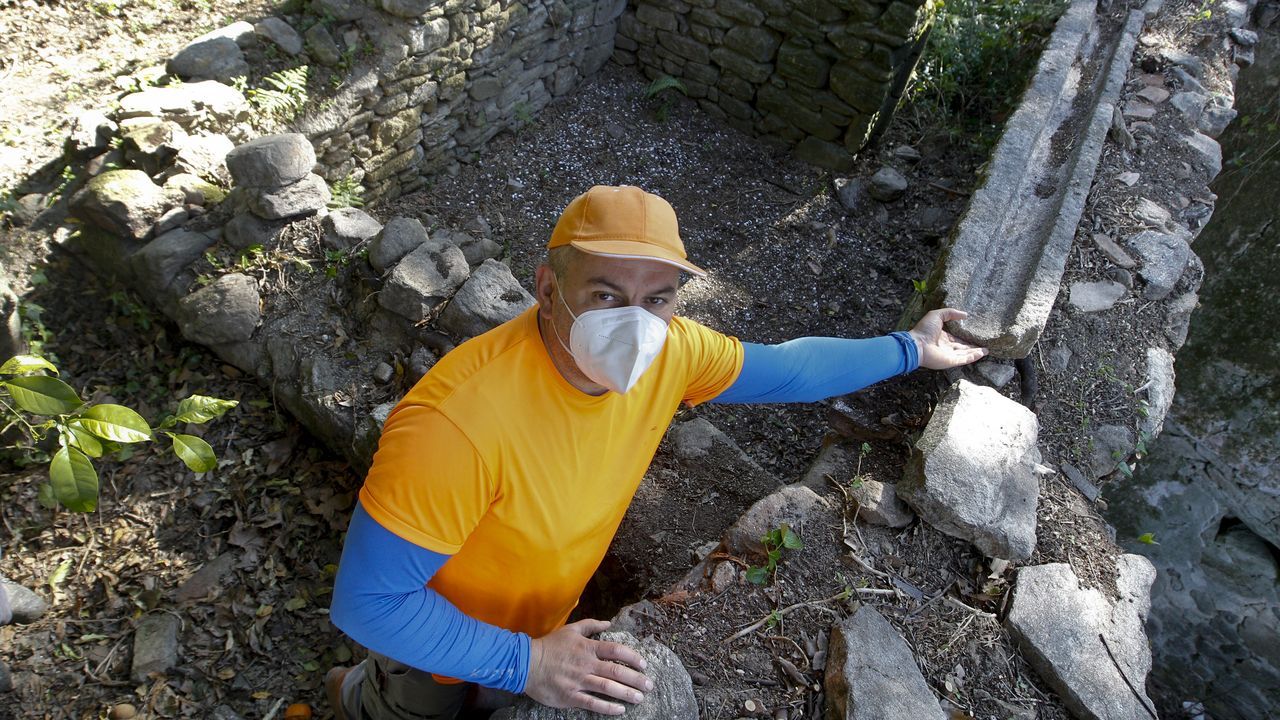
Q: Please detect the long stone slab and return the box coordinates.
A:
[934,2,1149,358]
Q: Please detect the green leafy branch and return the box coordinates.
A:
[745,522,803,585]
[0,354,237,512]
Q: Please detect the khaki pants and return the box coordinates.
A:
[340,652,516,720]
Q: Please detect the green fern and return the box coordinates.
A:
[644,75,687,99]
[248,66,310,121]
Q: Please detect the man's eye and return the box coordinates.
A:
[595,293,616,302]
[648,297,668,306]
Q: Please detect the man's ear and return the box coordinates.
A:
[534,264,555,320]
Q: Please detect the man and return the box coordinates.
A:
[327,185,985,719]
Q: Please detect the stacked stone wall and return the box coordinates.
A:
[614,0,934,170]
[292,0,625,201]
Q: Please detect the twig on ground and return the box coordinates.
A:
[907,580,955,619]
[724,590,852,643]
[763,634,810,671]
[928,181,970,197]
[944,595,997,619]
[261,697,287,720]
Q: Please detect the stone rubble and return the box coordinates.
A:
[825,606,948,720]
[131,613,182,683]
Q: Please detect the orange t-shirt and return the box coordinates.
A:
[359,306,743,639]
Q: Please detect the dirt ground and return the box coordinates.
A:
[0,0,1230,717]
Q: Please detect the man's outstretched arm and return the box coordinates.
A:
[711,308,986,404]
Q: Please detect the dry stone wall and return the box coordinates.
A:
[614,0,935,170]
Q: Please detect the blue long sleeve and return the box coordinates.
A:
[712,332,919,404]
[329,502,530,693]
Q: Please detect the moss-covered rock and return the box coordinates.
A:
[69,169,171,241]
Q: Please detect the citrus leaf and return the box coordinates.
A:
[3,376,83,415]
[745,566,770,585]
[168,432,216,473]
[174,395,239,424]
[77,404,152,443]
[1137,532,1158,545]
[50,446,98,512]
[781,526,803,550]
[0,354,58,376]
[65,421,104,458]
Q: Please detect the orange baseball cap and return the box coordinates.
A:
[548,185,707,277]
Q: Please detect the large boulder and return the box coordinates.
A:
[491,632,696,720]
[177,273,261,345]
[70,169,172,241]
[899,380,1041,561]
[167,31,250,82]
[323,208,382,250]
[225,134,316,189]
[437,260,535,338]
[129,229,216,298]
[172,133,235,183]
[116,82,249,130]
[721,484,826,560]
[825,606,947,720]
[378,242,469,322]
[1006,556,1157,720]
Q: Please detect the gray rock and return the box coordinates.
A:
[225,134,316,189]
[833,177,872,213]
[1163,291,1198,349]
[1069,280,1127,313]
[825,606,948,720]
[167,36,249,83]
[381,0,432,17]
[254,17,303,55]
[210,706,245,720]
[323,207,382,250]
[899,380,1041,561]
[1059,462,1099,502]
[974,359,1017,388]
[1199,95,1238,138]
[305,24,342,66]
[492,632,695,720]
[1230,27,1258,46]
[1161,48,1203,77]
[313,0,363,21]
[437,259,535,338]
[1140,348,1175,438]
[1133,198,1172,229]
[130,229,214,296]
[1169,66,1205,94]
[0,262,21,361]
[893,145,922,163]
[118,119,184,178]
[435,228,502,267]
[177,273,261,345]
[1170,91,1207,126]
[1104,267,1134,289]
[1093,233,1136,268]
[378,242,469,322]
[117,82,249,129]
[175,552,237,602]
[721,485,827,560]
[246,173,330,220]
[850,479,914,528]
[70,169,172,241]
[163,173,224,206]
[131,613,181,682]
[153,207,189,236]
[1129,228,1192,301]
[223,212,282,250]
[1086,424,1134,479]
[1184,131,1223,180]
[0,580,49,623]
[667,417,774,493]
[1006,556,1157,720]
[369,217,429,272]
[407,346,436,382]
[0,660,10,692]
[372,362,395,384]
[66,109,116,157]
[867,167,908,202]
[173,133,235,182]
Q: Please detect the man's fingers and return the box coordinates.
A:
[592,655,652,692]
[567,618,611,637]
[583,672,646,704]
[932,307,970,322]
[570,691,626,716]
[595,639,648,672]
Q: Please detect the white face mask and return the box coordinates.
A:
[551,285,669,394]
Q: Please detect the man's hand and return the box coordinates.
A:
[908,308,988,370]
[525,619,652,716]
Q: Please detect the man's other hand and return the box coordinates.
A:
[908,308,989,370]
[525,619,652,715]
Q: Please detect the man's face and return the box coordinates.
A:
[534,250,681,393]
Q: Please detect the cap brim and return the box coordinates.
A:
[569,239,707,277]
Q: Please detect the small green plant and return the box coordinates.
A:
[911,278,929,296]
[247,66,311,123]
[746,523,803,585]
[1137,532,1159,545]
[0,354,238,512]
[644,75,687,121]
[328,174,366,208]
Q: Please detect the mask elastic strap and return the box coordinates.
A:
[550,282,577,357]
